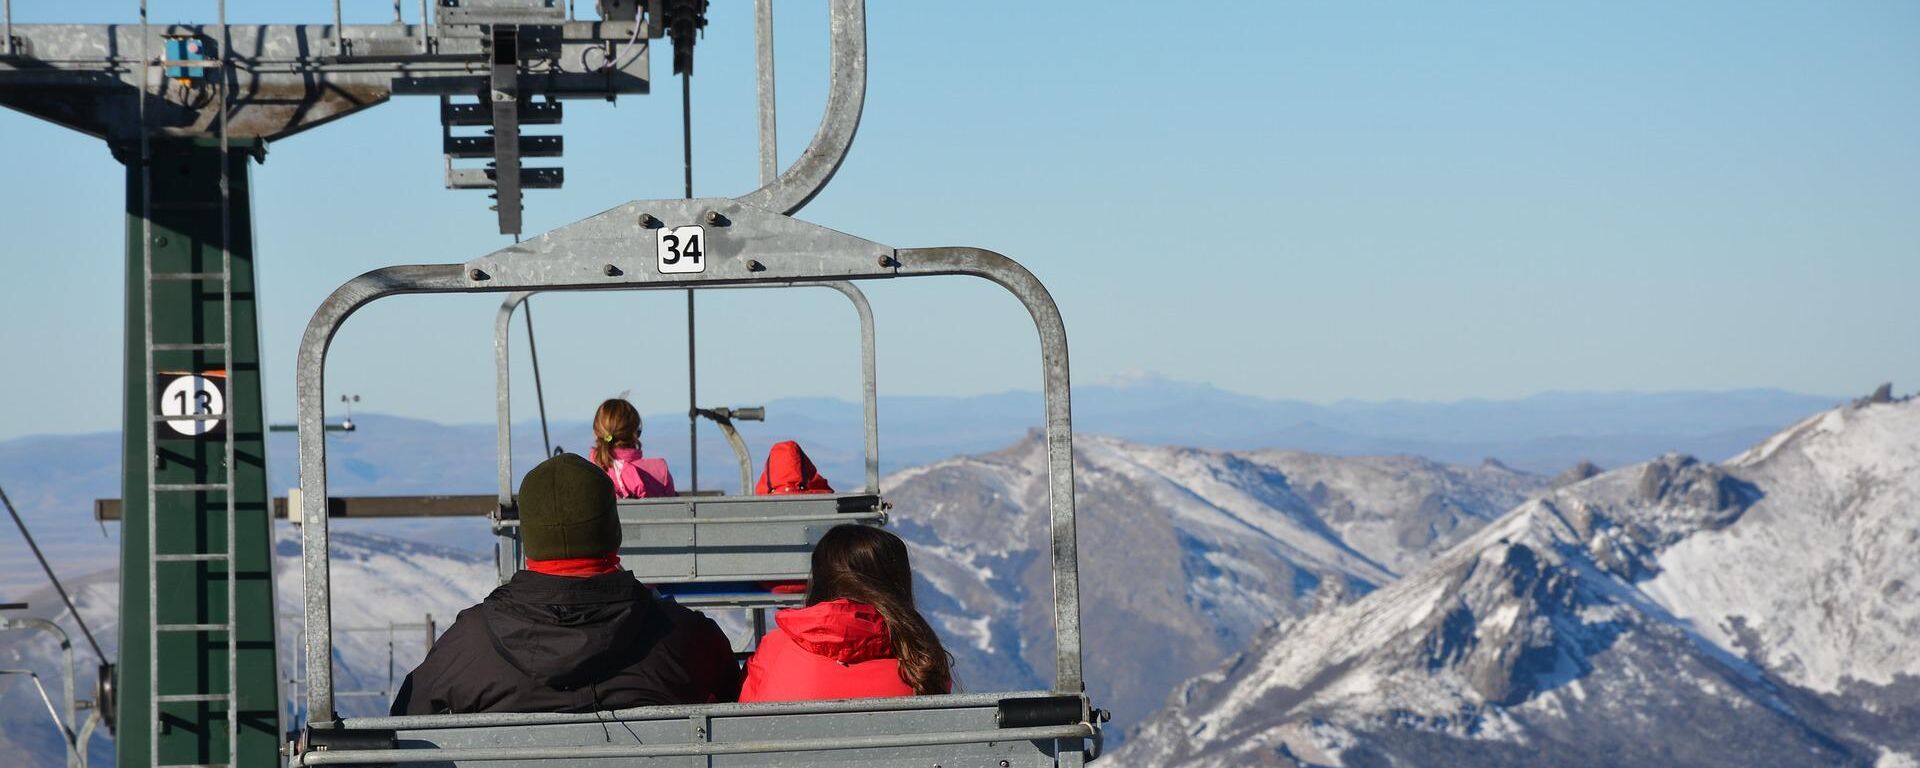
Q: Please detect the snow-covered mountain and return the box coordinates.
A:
[1,433,1536,763]
[0,388,1876,765]
[0,386,1833,600]
[273,531,500,720]
[883,434,1541,742]
[1115,396,1920,767]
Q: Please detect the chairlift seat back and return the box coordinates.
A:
[614,492,883,582]
[502,493,884,596]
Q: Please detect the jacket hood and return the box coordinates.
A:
[481,570,658,687]
[777,599,894,664]
[756,440,834,495]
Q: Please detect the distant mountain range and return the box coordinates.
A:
[0,384,1872,765]
[1114,395,1920,767]
[0,383,1835,594]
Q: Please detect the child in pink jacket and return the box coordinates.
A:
[589,398,677,498]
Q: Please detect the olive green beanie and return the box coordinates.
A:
[518,453,622,560]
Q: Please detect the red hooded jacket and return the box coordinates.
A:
[737,599,913,702]
[755,441,834,495]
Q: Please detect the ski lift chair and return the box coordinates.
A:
[288,0,1098,761]
[490,283,884,614]
[290,207,1098,766]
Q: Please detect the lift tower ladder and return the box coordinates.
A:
[138,4,243,766]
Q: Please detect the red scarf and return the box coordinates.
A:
[525,553,623,577]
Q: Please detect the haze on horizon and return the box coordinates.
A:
[0,0,1914,441]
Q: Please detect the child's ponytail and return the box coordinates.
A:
[590,398,642,470]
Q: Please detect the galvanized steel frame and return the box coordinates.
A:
[0,669,81,764]
[295,198,1082,726]
[738,0,864,215]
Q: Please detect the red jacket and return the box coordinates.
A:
[738,599,912,702]
[756,441,834,495]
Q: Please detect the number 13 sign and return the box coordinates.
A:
[657,225,706,274]
[158,373,227,438]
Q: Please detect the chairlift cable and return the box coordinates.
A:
[681,39,698,491]
[671,0,704,491]
[0,484,108,663]
[523,297,554,457]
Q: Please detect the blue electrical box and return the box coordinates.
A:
[163,36,207,80]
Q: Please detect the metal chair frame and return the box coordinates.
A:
[292,202,1089,765]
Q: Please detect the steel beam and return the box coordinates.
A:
[95,495,498,521]
[0,21,651,142]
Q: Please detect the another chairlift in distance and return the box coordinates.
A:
[491,282,882,623]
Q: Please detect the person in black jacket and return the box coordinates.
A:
[390,453,741,715]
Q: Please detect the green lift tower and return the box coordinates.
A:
[0,2,666,764]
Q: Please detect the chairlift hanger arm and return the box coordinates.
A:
[738,0,865,216]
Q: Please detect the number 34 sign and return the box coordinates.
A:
[657,225,706,274]
[157,373,227,438]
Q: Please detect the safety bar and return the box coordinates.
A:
[494,279,880,506]
[695,407,757,493]
[296,200,1079,724]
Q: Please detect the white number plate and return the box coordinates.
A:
[657,225,706,274]
[159,373,226,437]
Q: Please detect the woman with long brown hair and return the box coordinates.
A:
[738,525,954,701]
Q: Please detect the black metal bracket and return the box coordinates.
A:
[489,25,524,235]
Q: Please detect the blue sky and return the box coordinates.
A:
[1,0,1915,441]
